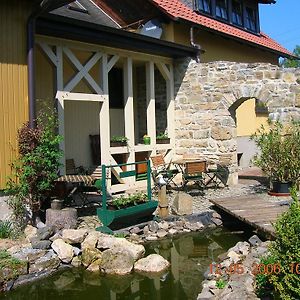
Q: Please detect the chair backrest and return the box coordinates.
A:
[89,134,101,165]
[89,166,102,179]
[150,155,165,168]
[185,160,207,175]
[65,159,76,175]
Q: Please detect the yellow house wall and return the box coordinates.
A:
[170,23,278,64]
[236,99,269,137]
[0,1,32,189]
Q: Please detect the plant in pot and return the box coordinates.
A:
[110,136,128,147]
[109,192,148,210]
[143,134,151,145]
[251,120,300,195]
[156,132,170,144]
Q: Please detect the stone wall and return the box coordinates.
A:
[174,59,300,184]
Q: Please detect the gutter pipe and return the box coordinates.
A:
[28,0,73,128]
[190,26,201,63]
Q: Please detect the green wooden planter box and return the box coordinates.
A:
[97,201,157,233]
[96,161,157,233]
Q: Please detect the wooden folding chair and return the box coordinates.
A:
[150,154,179,189]
[205,164,229,188]
[183,160,207,191]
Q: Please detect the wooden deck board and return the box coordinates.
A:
[210,196,290,237]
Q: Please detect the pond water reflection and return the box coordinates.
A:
[1,228,250,300]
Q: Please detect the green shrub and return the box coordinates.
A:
[0,220,13,239]
[251,120,300,183]
[255,186,300,299]
[5,113,62,226]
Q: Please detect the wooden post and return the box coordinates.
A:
[100,53,111,190]
[146,61,156,152]
[158,185,169,218]
[124,57,135,186]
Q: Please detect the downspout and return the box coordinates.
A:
[190,26,201,63]
[27,0,73,128]
[28,14,38,129]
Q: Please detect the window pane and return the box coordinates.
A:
[198,0,211,14]
[216,0,228,20]
[232,0,242,25]
[245,7,256,31]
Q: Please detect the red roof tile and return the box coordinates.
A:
[150,0,293,57]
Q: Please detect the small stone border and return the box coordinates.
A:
[197,235,270,299]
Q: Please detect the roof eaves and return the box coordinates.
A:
[177,17,295,59]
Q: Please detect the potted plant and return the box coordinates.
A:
[156,132,170,144]
[251,120,300,195]
[143,134,151,145]
[110,136,128,147]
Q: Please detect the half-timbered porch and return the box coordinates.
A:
[35,16,197,193]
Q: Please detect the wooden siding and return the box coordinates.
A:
[0,1,31,189]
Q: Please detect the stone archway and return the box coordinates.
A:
[174,59,300,185]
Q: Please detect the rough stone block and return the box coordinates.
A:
[172,192,193,216]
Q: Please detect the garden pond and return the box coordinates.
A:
[0,227,252,300]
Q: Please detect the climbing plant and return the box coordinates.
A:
[6,113,62,227]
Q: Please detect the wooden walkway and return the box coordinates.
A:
[210,195,290,238]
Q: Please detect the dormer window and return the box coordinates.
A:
[196,0,212,14]
[194,0,260,34]
[232,0,243,26]
[216,0,228,20]
[245,7,256,31]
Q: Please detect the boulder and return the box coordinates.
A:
[81,231,102,250]
[28,250,60,274]
[30,239,52,250]
[12,249,47,263]
[172,192,193,215]
[72,246,81,256]
[71,256,82,268]
[227,250,241,264]
[100,248,134,275]
[86,259,102,272]
[62,229,88,244]
[81,248,102,267]
[157,230,168,238]
[36,226,55,241]
[134,254,170,274]
[97,235,145,261]
[248,235,262,247]
[148,221,159,233]
[24,225,37,242]
[51,239,74,263]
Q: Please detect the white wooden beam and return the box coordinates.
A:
[124,57,135,186]
[38,42,58,66]
[155,62,171,81]
[64,52,102,92]
[107,55,119,72]
[57,91,106,102]
[99,53,112,191]
[146,61,156,149]
[63,47,103,94]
